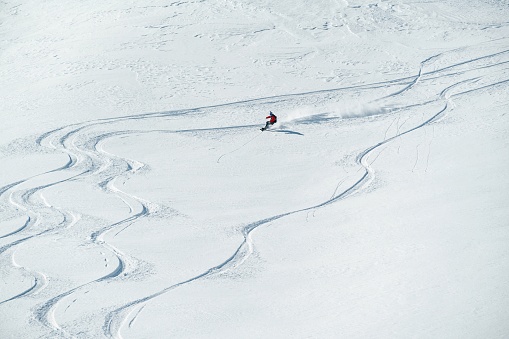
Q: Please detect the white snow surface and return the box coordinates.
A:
[1,0,509,338]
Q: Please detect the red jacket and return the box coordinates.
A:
[266,114,277,124]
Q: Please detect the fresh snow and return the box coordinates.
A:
[1,0,509,338]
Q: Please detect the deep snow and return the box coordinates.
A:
[1,0,509,338]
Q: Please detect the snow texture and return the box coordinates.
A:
[1,0,509,338]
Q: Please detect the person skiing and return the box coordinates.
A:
[261,111,277,131]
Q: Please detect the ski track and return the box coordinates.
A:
[31,125,160,335]
[0,117,164,333]
[378,52,441,100]
[0,44,507,337]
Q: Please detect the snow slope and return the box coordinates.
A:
[1,0,509,338]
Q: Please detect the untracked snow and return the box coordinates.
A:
[1,0,509,338]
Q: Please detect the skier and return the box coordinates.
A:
[261,111,277,131]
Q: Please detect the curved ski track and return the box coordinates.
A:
[0,45,507,338]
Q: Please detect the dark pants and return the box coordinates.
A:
[265,121,276,129]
